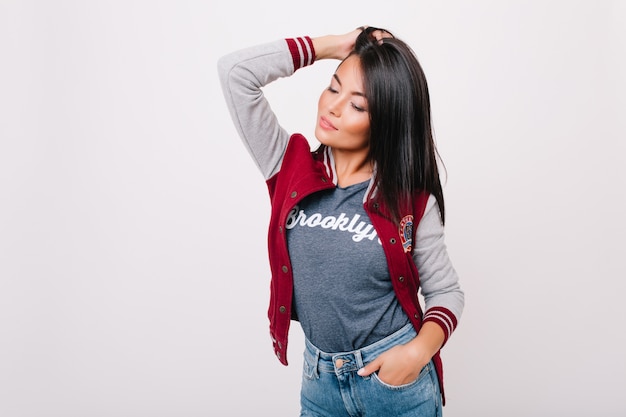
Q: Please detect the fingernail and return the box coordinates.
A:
[357,368,365,376]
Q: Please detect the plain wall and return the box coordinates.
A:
[1,1,625,416]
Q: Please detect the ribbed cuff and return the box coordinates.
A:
[285,36,315,71]
[423,306,458,346]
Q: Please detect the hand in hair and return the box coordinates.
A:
[311,26,394,61]
[311,28,361,60]
[358,26,395,44]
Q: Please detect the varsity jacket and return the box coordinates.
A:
[218,36,464,403]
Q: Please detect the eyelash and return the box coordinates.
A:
[327,86,366,112]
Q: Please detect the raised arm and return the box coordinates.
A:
[217,29,363,179]
[217,39,302,179]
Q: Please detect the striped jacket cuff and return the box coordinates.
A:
[423,307,458,346]
[285,36,315,71]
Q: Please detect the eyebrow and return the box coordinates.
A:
[333,73,366,98]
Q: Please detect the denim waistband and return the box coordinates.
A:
[304,322,417,376]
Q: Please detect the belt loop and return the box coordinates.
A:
[354,350,369,380]
[313,348,320,378]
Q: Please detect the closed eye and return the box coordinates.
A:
[351,103,366,112]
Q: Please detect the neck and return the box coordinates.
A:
[332,148,373,188]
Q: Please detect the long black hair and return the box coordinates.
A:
[352,27,445,224]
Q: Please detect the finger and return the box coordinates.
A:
[372,29,393,43]
[357,358,381,377]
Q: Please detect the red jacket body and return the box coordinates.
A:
[265,134,449,400]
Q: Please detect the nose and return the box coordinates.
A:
[328,97,342,117]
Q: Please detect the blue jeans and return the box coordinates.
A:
[300,323,442,417]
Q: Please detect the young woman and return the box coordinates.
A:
[218,26,464,416]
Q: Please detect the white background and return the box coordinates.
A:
[1,1,625,416]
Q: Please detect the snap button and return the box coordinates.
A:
[282,265,288,273]
[398,276,405,282]
[389,238,396,244]
[279,305,286,314]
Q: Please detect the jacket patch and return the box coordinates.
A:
[399,215,414,253]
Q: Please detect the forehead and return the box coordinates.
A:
[334,55,364,85]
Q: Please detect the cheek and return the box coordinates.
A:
[347,114,370,137]
[317,90,329,112]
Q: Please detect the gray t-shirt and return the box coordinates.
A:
[287,180,409,353]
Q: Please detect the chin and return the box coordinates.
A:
[314,129,331,147]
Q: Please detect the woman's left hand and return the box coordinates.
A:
[357,342,429,386]
[357,322,445,386]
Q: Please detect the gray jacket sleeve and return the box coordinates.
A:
[217,40,294,180]
[414,195,465,335]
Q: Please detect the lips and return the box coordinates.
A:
[319,116,338,131]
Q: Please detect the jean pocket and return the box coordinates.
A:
[371,361,431,391]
